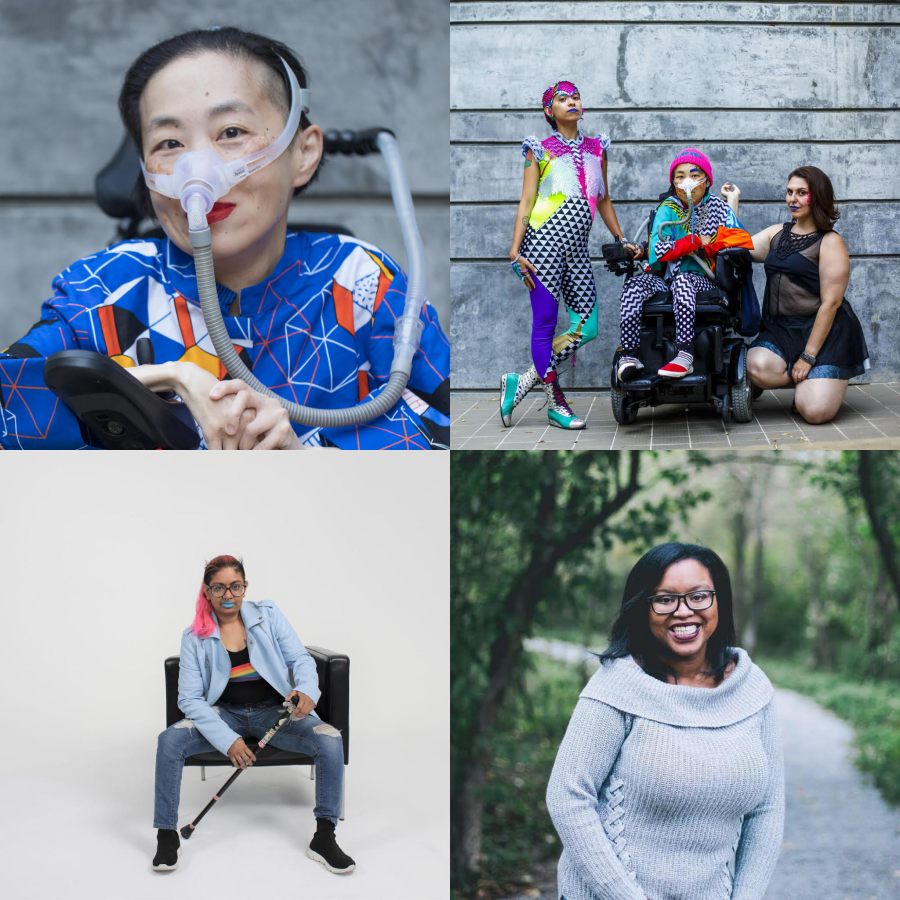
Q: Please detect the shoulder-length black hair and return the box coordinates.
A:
[598,542,737,683]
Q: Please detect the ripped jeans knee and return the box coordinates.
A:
[313,722,342,738]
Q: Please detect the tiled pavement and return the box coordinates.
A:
[451,383,900,450]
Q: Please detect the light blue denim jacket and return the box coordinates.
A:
[178,600,321,755]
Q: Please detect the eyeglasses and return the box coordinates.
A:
[207,581,247,598]
[648,590,716,615]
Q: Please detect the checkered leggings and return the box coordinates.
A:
[521,197,597,376]
[619,270,715,350]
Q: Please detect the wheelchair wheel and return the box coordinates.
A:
[611,384,638,425]
[730,359,754,424]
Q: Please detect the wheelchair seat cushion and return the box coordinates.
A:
[644,289,731,316]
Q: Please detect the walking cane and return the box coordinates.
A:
[180,696,299,840]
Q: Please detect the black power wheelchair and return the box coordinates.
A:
[602,218,757,426]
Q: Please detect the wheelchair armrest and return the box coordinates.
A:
[712,248,753,295]
[165,649,350,764]
[718,248,752,268]
[307,645,350,763]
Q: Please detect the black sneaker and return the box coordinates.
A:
[306,818,356,874]
[152,828,180,872]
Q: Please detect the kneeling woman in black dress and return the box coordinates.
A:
[735,166,869,424]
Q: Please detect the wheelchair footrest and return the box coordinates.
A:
[625,373,709,391]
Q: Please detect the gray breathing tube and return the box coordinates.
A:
[188,130,425,428]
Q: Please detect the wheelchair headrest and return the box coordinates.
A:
[95,135,145,220]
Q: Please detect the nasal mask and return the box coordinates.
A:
[141,57,310,231]
[678,177,702,198]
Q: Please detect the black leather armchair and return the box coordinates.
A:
[164,646,349,815]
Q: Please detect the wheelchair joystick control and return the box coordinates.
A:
[601,241,638,277]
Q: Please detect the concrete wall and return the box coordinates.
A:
[0,0,449,346]
[450,1,900,387]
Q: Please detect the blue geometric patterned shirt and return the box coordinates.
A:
[0,231,449,449]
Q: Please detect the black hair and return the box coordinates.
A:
[203,554,246,585]
[118,26,320,215]
[598,542,737,683]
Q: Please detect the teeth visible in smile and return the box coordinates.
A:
[671,625,700,636]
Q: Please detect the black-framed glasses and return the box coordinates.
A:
[207,581,247,598]
[648,590,716,615]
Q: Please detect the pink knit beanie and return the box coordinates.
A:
[668,148,713,187]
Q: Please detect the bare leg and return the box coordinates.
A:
[794,378,848,425]
[747,347,792,389]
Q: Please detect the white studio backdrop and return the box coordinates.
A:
[0,451,449,900]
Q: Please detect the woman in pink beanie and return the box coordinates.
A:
[616,148,744,381]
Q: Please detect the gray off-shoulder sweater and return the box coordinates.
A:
[546,648,784,900]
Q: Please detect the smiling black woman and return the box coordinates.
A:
[546,542,784,900]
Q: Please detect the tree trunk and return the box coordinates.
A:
[858,453,900,610]
[731,502,748,643]
[745,486,766,656]
[455,754,488,882]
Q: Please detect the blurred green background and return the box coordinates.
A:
[450,451,900,898]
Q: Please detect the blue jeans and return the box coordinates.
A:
[154,703,345,830]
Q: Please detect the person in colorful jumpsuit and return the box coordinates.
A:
[500,81,635,430]
[616,148,744,382]
[0,27,449,450]
[153,555,353,874]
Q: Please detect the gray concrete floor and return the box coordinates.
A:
[451,384,900,450]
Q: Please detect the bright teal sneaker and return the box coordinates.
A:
[542,378,585,430]
[499,366,538,427]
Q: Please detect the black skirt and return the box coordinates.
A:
[751,300,870,380]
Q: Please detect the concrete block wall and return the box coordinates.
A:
[0,0,449,346]
[450,1,900,388]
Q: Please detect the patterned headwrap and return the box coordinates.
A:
[542,80,579,111]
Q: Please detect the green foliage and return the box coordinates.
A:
[760,657,900,805]
[452,452,706,758]
[477,655,582,895]
[451,451,710,891]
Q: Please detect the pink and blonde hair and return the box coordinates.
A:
[191,555,247,637]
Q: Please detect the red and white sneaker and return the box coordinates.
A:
[657,352,694,379]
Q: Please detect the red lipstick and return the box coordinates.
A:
[206,202,236,224]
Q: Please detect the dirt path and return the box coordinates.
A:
[765,688,900,899]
